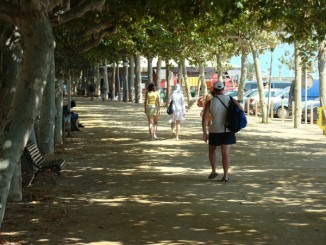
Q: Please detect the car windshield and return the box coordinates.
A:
[244,89,258,97]
[225,90,238,97]
[274,87,290,97]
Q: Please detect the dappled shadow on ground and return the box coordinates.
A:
[1,97,325,245]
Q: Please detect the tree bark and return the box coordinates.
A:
[250,42,267,123]
[166,60,170,106]
[156,57,162,88]
[0,28,22,133]
[54,74,64,146]
[104,58,109,101]
[0,9,54,227]
[117,62,121,101]
[293,42,302,128]
[239,46,249,105]
[39,55,56,154]
[198,62,206,98]
[8,160,22,202]
[129,55,135,102]
[123,58,129,102]
[182,58,191,105]
[134,54,142,103]
[318,40,325,108]
[112,62,116,99]
[95,63,100,96]
[147,57,153,87]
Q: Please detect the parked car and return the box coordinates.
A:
[244,81,291,92]
[301,99,320,122]
[244,82,259,92]
[288,79,320,116]
[225,90,238,99]
[255,87,290,118]
[242,89,260,112]
[269,81,292,89]
[248,89,282,114]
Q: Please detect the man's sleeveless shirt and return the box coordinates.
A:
[209,95,231,133]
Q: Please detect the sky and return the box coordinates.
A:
[230,43,319,79]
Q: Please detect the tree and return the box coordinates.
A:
[0,0,106,227]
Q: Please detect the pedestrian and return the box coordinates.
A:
[144,83,160,140]
[201,81,243,182]
[200,88,214,129]
[88,82,95,101]
[169,83,185,140]
[63,100,84,131]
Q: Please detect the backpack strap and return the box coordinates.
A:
[215,96,228,110]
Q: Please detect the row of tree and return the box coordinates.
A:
[0,0,324,226]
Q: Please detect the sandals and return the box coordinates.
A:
[221,176,230,182]
[208,172,218,179]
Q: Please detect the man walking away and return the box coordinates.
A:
[201,81,243,182]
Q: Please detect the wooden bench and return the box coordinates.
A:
[23,142,66,185]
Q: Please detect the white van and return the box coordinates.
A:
[244,81,291,92]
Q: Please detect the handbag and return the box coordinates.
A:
[167,100,174,115]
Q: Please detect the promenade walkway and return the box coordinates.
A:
[1,96,325,245]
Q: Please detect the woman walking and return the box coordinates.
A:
[144,83,160,140]
[170,83,185,140]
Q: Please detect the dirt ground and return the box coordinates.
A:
[1,96,325,245]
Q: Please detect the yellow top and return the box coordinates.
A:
[146,91,158,105]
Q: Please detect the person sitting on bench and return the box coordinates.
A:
[63,100,84,131]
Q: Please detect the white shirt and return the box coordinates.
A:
[209,95,230,133]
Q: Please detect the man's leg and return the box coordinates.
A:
[220,144,231,181]
[208,144,218,179]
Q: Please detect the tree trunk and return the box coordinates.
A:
[95,63,100,96]
[134,54,142,103]
[0,28,22,133]
[104,59,109,100]
[250,42,267,123]
[238,46,249,105]
[123,58,129,102]
[54,74,64,146]
[198,62,205,98]
[182,58,191,105]
[293,42,302,128]
[156,57,162,88]
[112,62,116,100]
[129,55,135,102]
[117,62,121,101]
[318,39,325,108]
[8,160,22,202]
[216,54,223,80]
[177,60,183,84]
[147,57,153,86]
[318,39,326,135]
[166,60,171,106]
[39,55,56,154]
[0,11,54,227]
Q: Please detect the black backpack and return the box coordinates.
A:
[215,96,247,133]
[167,100,174,115]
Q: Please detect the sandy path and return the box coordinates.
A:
[1,96,325,245]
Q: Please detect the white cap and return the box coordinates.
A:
[213,81,224,90]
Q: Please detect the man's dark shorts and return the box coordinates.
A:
[209,132,236,146]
